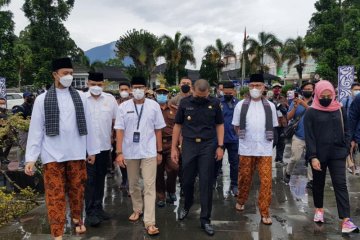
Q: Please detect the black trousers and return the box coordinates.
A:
[312,158,350,219]
[182,139,216,225]
[85,150,110,216]
[214,142,239,187]
[273,127,285,162]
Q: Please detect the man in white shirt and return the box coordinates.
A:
[24,57,99,239]
[114,76,165,236]
[84,72,118,227]
[232,74,278,225]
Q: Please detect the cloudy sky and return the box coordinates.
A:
[7,0,316,69]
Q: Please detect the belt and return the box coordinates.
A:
[184,137,212,143]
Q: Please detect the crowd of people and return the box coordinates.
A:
[4,56,356,239]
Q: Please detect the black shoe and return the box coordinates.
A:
[157,200,166,208]
[85,215,102,227]
[284,173,291,184]
[306,180,313,190]
[201,223,215,236]
[97,209,111,221]
[166,193,177,203]
[178,208,189,220]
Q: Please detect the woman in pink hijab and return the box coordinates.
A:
[304,80,359,234]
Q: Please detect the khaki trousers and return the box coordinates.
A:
[286,135,313,180]
[126,157,157,227]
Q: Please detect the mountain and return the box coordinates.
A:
[85,41,132,66]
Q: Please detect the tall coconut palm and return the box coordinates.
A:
[116,29,160,82]
[158,31,196,85]
[282,36,316,80]
[204,39,235,83]
[0,0,11,8]
[246,32,282,73]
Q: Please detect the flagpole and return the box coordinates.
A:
[241,27,246,87]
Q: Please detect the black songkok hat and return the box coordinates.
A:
[249,74,264,83]
[88,72,104,82]
[52,57,73,71]
[223,81,235,89]
[131,76,146,86]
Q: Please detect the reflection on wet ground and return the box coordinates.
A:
[0,147,360,239]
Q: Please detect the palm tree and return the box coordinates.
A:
[246,32,282,73]
[204,39,235,83]
[282,36,316,80]
[0,0,11,8]
[116,29,160,82]
[158,31,196,85]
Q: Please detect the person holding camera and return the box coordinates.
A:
[269,83,289,167]
[284,82,314,188]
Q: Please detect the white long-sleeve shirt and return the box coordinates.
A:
[25,88,100,164]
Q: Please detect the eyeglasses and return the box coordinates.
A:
[248,84,263,89]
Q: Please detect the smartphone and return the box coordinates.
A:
[294,92,299,98]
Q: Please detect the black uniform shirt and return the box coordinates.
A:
[175,95,224,139]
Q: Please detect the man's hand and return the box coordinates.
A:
[116,154,126,168]
[87,155,96,165]
[157,153,163,165]
[171,147,179,165]
[24,162,36,176]
[215,147,224,161]
[311,158,321,171]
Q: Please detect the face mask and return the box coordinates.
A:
[0,104,6,109]
[302,91,313,99]
[120,90,129,98]
[273,89,280,95]
[156,94,168,104]
[89,86,103,96]
[250,89,262,99]
[59,74,73,88]
[224,94,233,102]
[353,90,360,97]
[133,88,145,100]
[181,84,190,94]
[319,98,332,107]
[218,91,224,97]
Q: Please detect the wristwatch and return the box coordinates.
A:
[217,145,225,150]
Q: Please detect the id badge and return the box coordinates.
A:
[133,132,140,143]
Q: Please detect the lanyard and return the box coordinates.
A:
[134,102,144,130]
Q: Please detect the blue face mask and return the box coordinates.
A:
[156,94,168,104]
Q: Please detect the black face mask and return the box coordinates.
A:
[193,96,208,105]
[224,94,233,102]
[181,85,190,94]
[302,91,313,99]
[319,98,332,107]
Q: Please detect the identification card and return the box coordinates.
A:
[133,132,140,143]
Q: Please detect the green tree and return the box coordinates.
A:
[22,0,80,86]
[204,39,235,83]
[13,41,32,88]
[282,36,317,80]
[306,0,360,82]
[199,52,218,85]
[158,31,196,85]
[116,29,160,84]
[246,31,282,73]
[0,0,17,87]
[105,58,125,68]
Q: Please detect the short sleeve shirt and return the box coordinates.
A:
[114,98,166,159]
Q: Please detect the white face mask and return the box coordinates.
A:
[89,86,103,96]
[250,89,262,99]
[120,90,129,99]
[133,88,145,100]
[353,90,360,97]
[59,74,73,88]
[0,104,6,109]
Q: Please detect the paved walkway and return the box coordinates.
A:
[0,148,360,239]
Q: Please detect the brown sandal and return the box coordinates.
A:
[235,203,245,211]
[73,219,86,234]
[129,211,143,222]
[261,216,272,225]
[146,225,160,236]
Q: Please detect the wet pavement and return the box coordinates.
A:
[1,146,360,240]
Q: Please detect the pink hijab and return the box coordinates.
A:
[311,80,341,112]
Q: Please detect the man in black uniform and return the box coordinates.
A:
[171,79,224,236]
